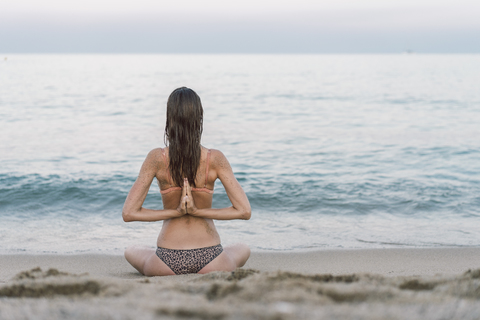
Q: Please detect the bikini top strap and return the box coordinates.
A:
[204,149,211,187]
[162,149,173,186]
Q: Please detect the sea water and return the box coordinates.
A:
[1,54,479,254]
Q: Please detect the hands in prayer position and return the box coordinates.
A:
[176,178,198,216]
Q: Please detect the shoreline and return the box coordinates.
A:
[2,247,480,282]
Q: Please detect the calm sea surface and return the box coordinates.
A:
[1,54,479,254]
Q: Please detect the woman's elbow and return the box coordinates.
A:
[241,206,252,220]
[122,210,133,222]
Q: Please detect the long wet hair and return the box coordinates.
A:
[164,87,203,187]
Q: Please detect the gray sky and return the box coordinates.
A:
[1,0,479,53]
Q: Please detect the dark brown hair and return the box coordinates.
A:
[164,87,203,187]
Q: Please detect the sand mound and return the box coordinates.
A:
[12,267,73,280]
[0,268,118,298]
[1,268,480,319]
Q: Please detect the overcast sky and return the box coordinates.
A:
[1,0,479,53]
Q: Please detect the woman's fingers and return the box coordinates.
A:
[185,178,193,197]
[182,178,188,213]
[183,178,197,215]
[182,178,187,199]
[174,180,188,216]
[177,178,197,215]
[176,196,186,216]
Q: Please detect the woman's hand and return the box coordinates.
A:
[177,178,198,216]
[184,150,251,221]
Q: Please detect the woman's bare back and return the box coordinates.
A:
[155,147,221,249]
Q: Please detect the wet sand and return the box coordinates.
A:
[1,248,480,319]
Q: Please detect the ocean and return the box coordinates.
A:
[1,54,479,254]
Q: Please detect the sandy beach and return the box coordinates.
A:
[1,248,480,319]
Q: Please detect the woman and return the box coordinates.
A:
[122,87,251,276]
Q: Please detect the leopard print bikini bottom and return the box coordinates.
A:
[156,244,224,275]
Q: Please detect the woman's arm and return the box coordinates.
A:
[188,150,251,220]
[122,149,184,222]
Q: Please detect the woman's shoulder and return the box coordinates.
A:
[146,147,166,158]
[144,148,167,168]
[207,148,231,170]
[206,148,224,160]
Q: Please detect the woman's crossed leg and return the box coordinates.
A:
[124,243,250,276]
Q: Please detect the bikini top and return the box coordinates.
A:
[160,149,214,195]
